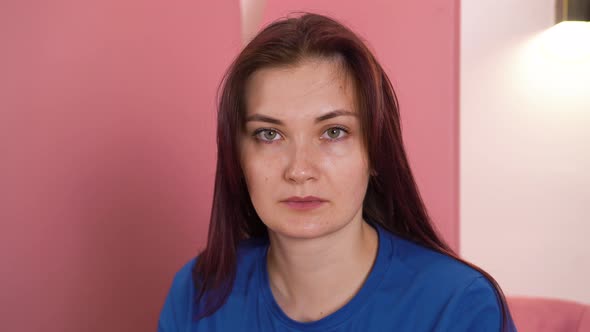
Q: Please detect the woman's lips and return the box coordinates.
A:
[281,197,327,211]
[283,200,326,210]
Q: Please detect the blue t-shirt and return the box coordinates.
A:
[158,223,517,331]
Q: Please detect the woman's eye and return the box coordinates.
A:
[254,129,282,142]
[322,127,348,140]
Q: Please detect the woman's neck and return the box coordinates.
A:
[266,217,378,322]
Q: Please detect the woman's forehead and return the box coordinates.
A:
[244,58,357,119]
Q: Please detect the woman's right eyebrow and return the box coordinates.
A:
[245,114,283,125]
[245,110,356,125]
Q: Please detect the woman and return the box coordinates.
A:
[158,13,517,331]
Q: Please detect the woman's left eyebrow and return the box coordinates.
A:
[315,109,357,123]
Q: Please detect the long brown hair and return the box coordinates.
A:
[194,12,512,330]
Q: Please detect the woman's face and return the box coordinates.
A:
[240,58,370,240]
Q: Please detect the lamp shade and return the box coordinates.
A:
[556,0,590,22]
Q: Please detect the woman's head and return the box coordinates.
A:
[215,13,411,240]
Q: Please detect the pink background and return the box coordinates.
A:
[0,1,459,331]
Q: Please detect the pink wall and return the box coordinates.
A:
[0,2,240,331]
[260,0,461,249]
[0,1,459,330]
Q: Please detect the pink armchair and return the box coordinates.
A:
[508,296,590,331]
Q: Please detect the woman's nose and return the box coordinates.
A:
[284,143,319,184]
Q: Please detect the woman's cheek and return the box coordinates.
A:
[321,137,363,159]
[322,141,349,157]
[326,141,369,174]
[252,149,285,176]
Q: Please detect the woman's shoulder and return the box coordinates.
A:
[159,238,268,327]
[166,256,197,297]
[383,229,484,284]
[381,228,502,331]
[378,229,509,330]
[164,237,267,291]
[158,257,197,331]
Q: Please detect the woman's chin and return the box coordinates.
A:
[265,219,343,241]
